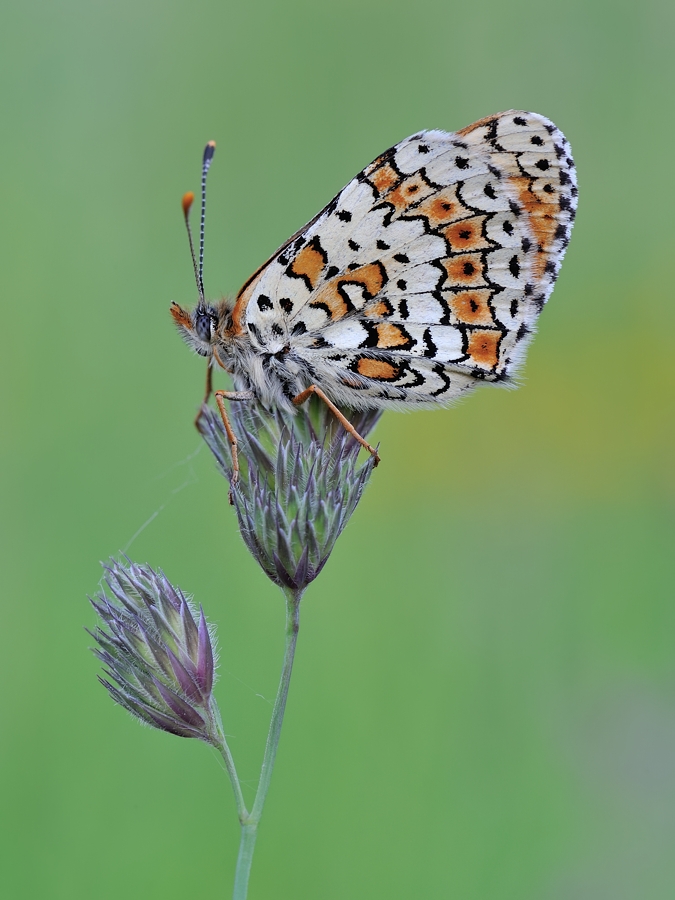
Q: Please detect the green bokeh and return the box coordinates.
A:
[2,0,674,897]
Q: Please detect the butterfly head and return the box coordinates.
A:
[170,300,222,357]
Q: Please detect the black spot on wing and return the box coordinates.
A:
[309,234,329,261]
[422,328,437,358]
[484,119,499,142]
[430,363,451,396]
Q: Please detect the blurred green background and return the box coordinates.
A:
[2,0,674,897]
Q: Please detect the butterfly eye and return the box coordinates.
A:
[195,309,215,342]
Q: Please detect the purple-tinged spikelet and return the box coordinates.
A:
[89,560,222,743]
[198,397,380,593]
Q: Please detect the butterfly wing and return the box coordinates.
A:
[233,110,577,408]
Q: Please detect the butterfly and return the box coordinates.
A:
[171,111,577,481]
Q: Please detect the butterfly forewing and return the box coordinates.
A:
[233,110,577,408]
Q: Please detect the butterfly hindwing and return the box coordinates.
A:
[234,110,577,408]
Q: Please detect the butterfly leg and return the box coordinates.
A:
[214,390,255,502]
[193,363,214,429]
[292,385,380,466]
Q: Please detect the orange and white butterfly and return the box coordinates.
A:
[171,110,577,476]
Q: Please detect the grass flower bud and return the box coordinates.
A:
[89,559,222,744]
[197,398,380,594]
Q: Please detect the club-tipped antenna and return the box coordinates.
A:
[181,192,201,300]
[199,141,216,299]
[181,140,216,304]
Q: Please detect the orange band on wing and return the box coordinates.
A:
[356,358,399,380]
[412,185,473,227]
[455,114,499,137]
[385,173,435,213]
[368,163,400,195]
[310,262,387,322]
[442,215,491,252]
[441,254,487,288]
[375,323,411,349]
[289,242,327,289]
[467,329,502,368]
[508,175,559,278]
[449,290,495,326]
[231,270,264,336]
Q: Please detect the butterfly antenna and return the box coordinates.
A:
[181,191,201,301]
[199,140,216,300]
